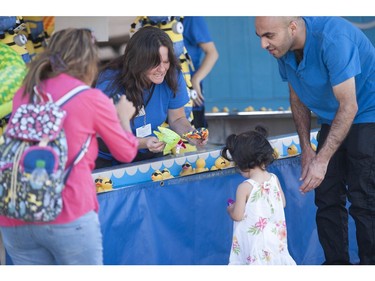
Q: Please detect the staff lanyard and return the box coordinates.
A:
[141,83,155,126]
[143,83,155,108]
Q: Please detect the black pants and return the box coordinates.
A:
[315,123,375,264]
[191,83,207,128]
[192,105,208,129]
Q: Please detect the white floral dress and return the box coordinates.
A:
[229,174,296,265]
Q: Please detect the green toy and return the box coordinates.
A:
[153,126,186,155]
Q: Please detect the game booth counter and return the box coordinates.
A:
[3,130,359,265]
[92,130,319,189]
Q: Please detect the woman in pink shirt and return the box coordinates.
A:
[0,28,138,264]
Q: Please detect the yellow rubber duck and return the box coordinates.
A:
[287,144,299,156]
[179,162,195,177]
[195,158,209,173]
[273,148,280,159]
[95,176,113,193]
[311,143,317,151]
[210,156,231,171]
[161,168,174,180]
[151,170,163,181]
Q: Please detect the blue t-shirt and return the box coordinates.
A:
[278,16,375,125]
[183,16,213,75]
[95,69,189,150]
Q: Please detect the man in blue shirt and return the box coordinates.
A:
[255,16,375,265]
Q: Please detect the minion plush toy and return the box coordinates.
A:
[130,16,196,123]
[22,17,48,60]
[0,16,31,64]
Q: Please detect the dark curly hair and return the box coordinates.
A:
[221,125,275,171]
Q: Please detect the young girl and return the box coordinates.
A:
[221,125,296,265]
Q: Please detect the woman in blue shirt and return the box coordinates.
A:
[95,26,207,167]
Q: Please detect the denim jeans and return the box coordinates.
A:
[0,231,5,265]
[0,210,103,265]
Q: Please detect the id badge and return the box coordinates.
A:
[136,123,152,137]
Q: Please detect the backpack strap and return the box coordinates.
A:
[56,85,92,183]
[56,85,90,106]
[62,135,92,184]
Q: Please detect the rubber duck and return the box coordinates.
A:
[95,176,113,193]
[179,162,195,176]
[161,168,174,180]
[211,156,231,171]
[273,148,280,159]
[244,106,254,112]
[151,170,163,181]
[195,158,209,173]
[287,144,299,156]
[311,143,317,151]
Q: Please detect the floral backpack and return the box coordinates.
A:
[0,85,91,222]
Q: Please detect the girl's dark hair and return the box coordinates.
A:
[221,125,275,171]
[22,28,98,102]
[103,26,181,118]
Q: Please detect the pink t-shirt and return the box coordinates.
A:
[0,73,138,226]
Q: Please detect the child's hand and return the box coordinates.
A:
[226,204,234,215]
[226,199,235,214]
[227,198,235,206]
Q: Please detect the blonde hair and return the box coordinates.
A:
[22,28,99,101]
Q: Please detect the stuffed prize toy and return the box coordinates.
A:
[153,126,186,155]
